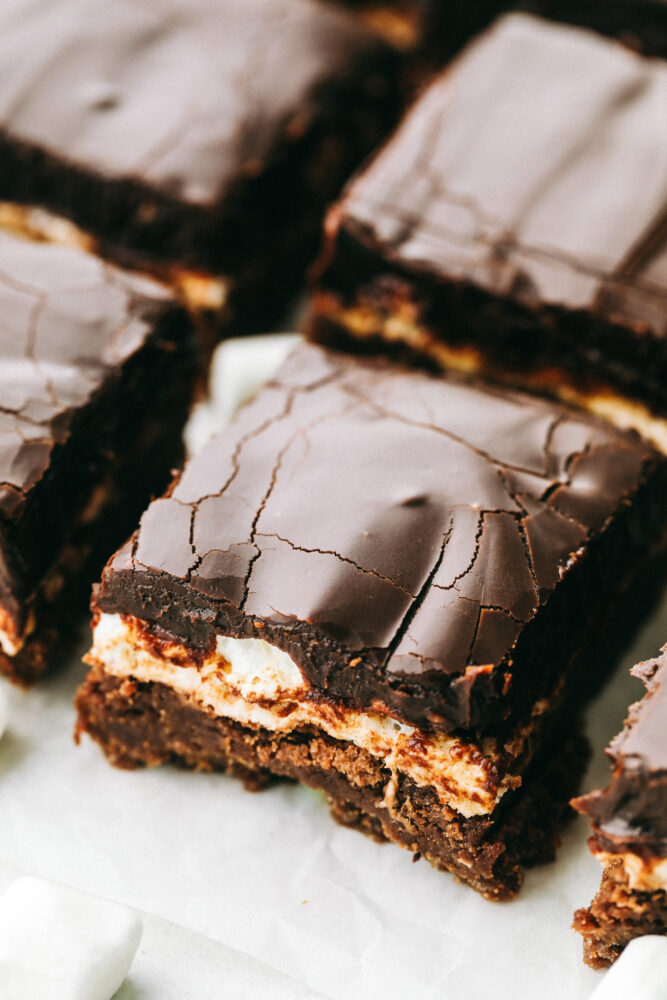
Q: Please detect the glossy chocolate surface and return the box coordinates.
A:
[575,649,667,849]
[0,229,191,634]
[321,14,667,344]
[0,0,392,274]
[97,342,664,733]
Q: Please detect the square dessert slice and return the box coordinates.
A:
[573,648,667,967]
[0,229,196,684]
[0,0,396,338]
[309,14,667,452]
[522,0,667,56]
[76,343,667,898]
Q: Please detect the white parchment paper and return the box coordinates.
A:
[0,335,663,1000]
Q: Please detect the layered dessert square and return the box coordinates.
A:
[0,0,396,337]
[0,229,196,684]
[76,342,666,898]
[573,648,667,967]
[309,14,667,452]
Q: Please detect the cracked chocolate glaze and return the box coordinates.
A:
[0,0,394,276]
[314,15,667,412]
[574,648,667,852]
[0,228,193,640]
[95,342,665,734]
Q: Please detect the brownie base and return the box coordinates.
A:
[573,858,667,968]
[75,666,589,900]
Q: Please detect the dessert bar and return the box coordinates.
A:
[0,0,395,336]
[76,343,667,898]
[310,14,667,452]
[0,229,196,683]
[573,648,667,967]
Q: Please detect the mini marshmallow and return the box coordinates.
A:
[0,877,142,1000]
[589,936,667,1000]
[0,683,7,741]
[185,332,301,456]
[210,332,301,426]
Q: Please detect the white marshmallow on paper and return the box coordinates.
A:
[185,332,301,455]
[0,683,7,741]
[210,332,301,425]
[0,877,142,1000]
[589,936,667,1000]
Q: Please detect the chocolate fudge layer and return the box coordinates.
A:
[0,229,196,683]
[310,14,667,452]
[573,649,667,967]
[0,0,395,337]
[76,343,667,897]
[523,1,667,56]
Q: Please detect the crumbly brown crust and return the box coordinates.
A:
[573,858,667,968]
[75,666,589,900]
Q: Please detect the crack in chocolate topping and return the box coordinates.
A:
[331,14,667,336]
[574,647,667,848]
[97,342,663,733]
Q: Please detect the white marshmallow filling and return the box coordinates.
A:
[87,612,532,819]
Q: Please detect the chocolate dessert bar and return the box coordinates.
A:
[310,14,667,453]
[573,648,667,967]
[76,343,667,898]
[0,0,395,336]
[523,1,667,56]
[0,229,196,684]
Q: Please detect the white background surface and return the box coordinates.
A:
[0,335,664,999]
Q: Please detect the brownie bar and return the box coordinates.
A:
[573,649,667,967]
[309,14,667,452]
[0,229,196,683]
[75,342,666,896]
[522,0,667,56]
[0,0,396,337]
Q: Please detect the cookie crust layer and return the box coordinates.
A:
[573,859,667,968]
[76,666,589,900]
